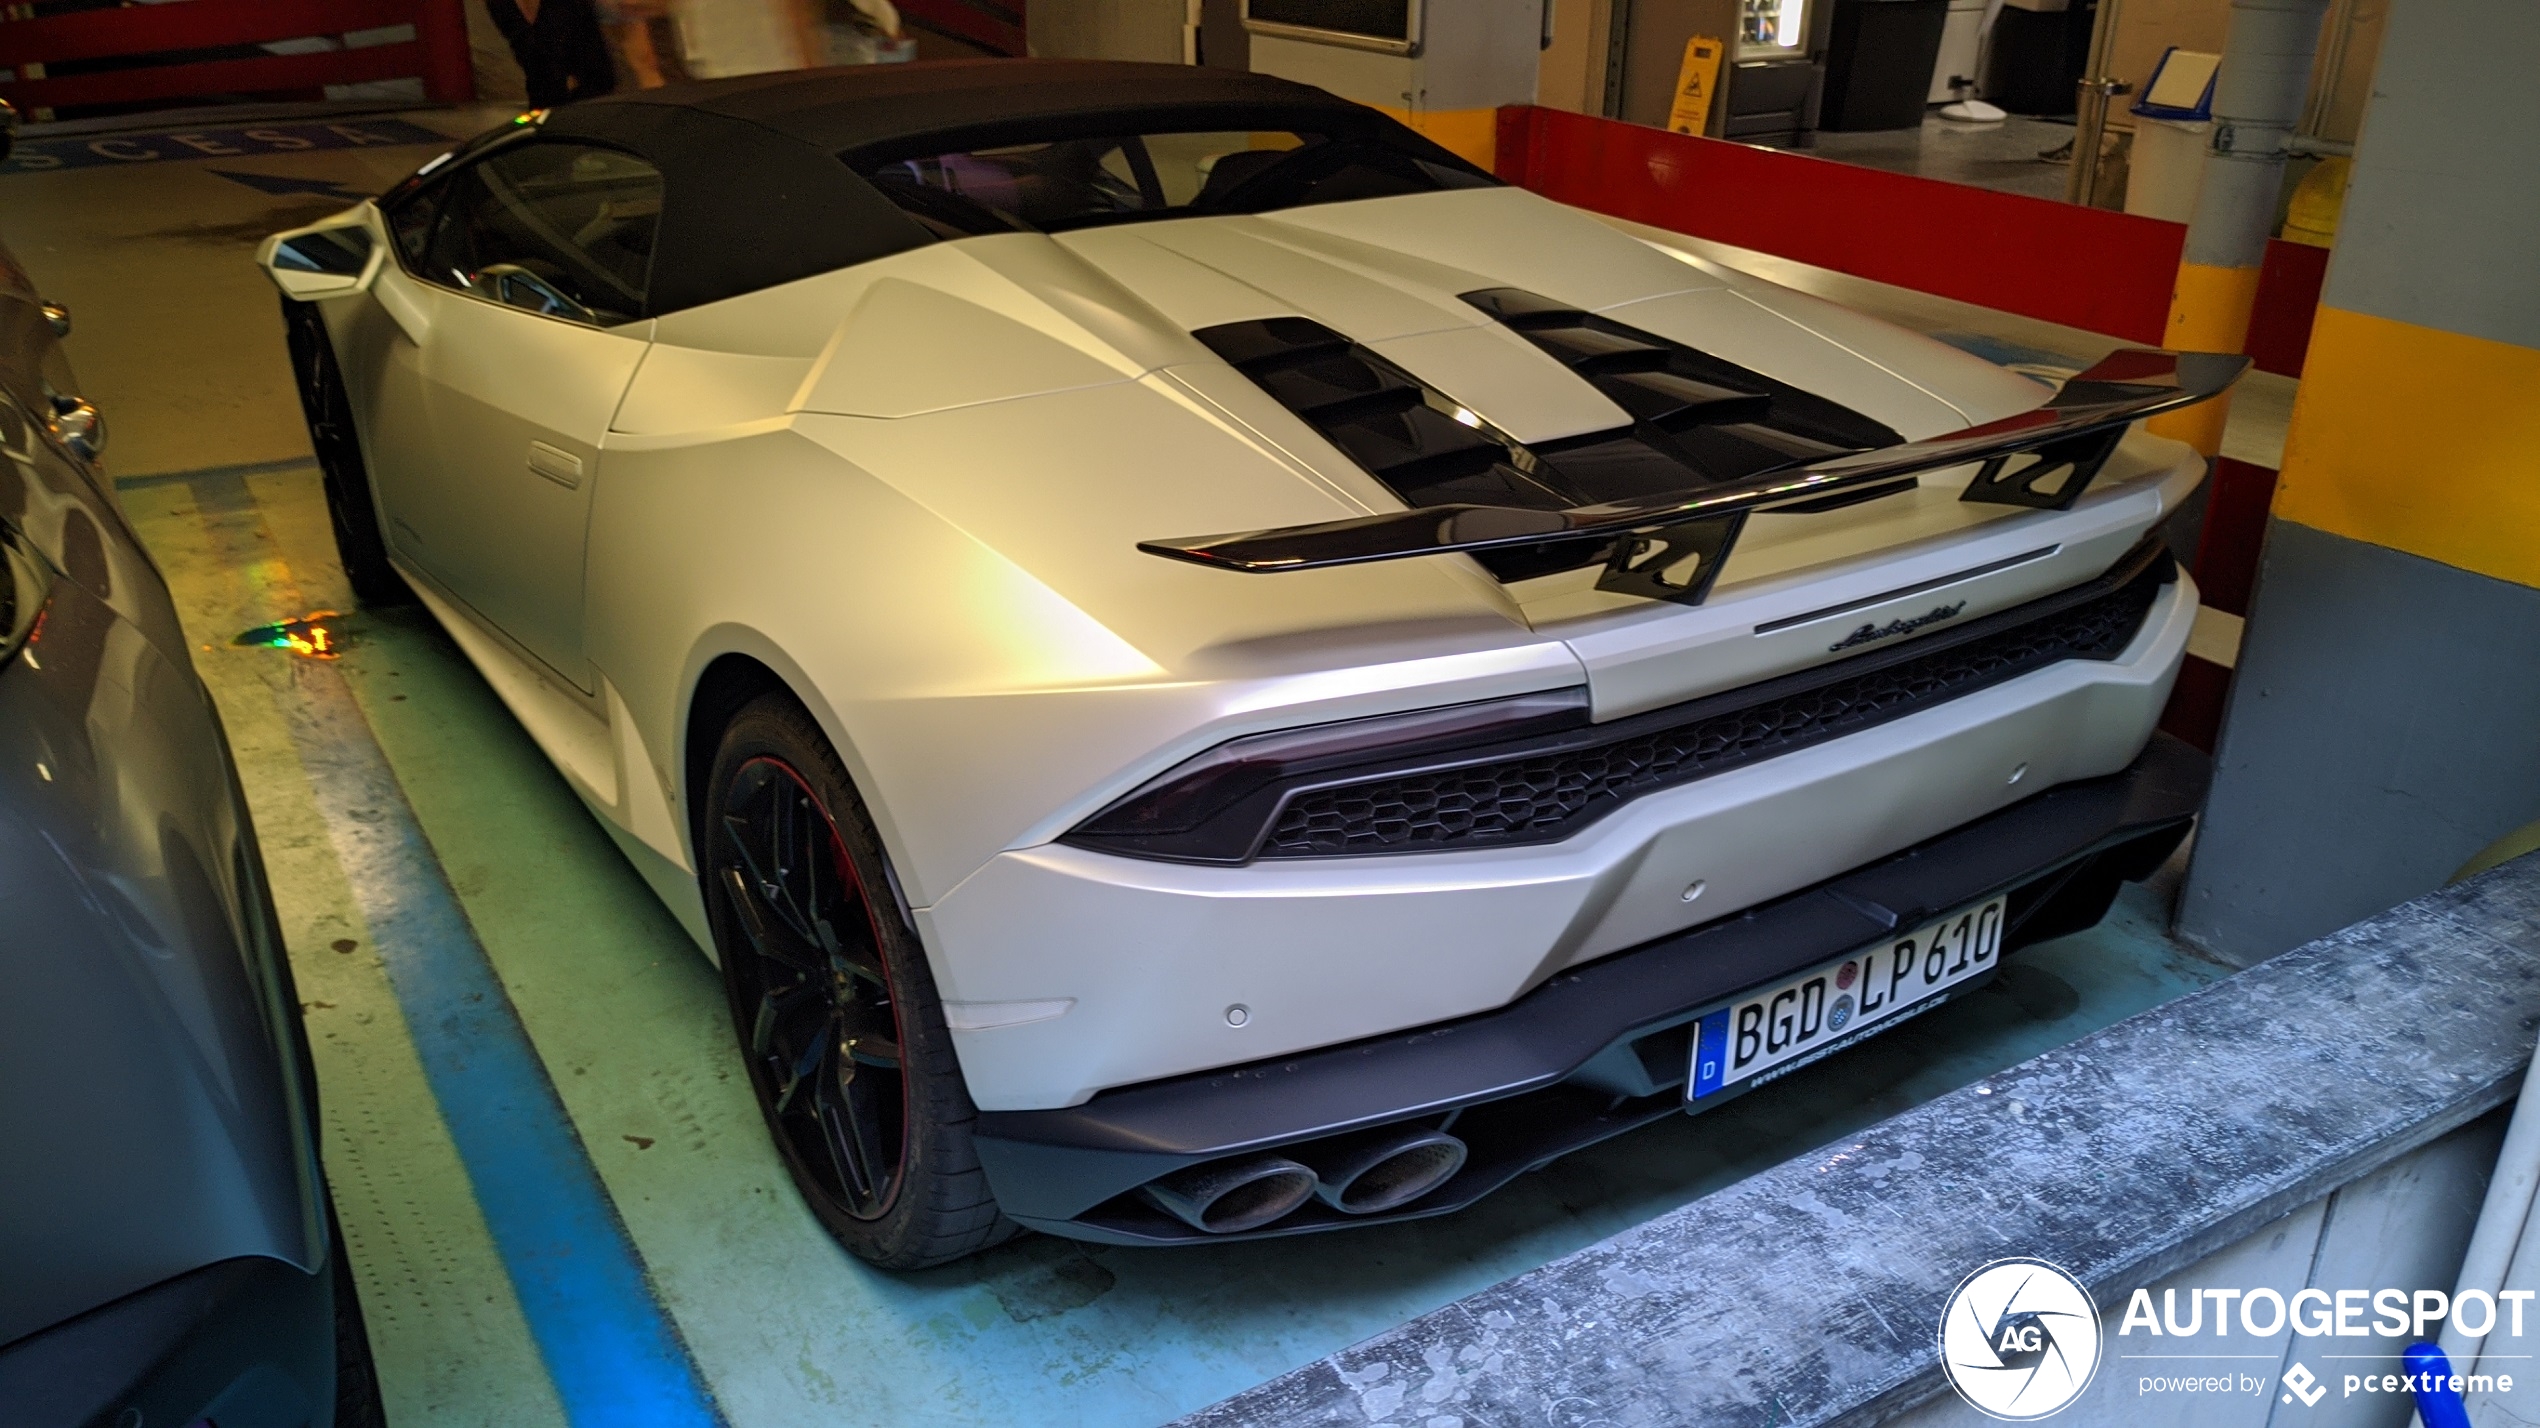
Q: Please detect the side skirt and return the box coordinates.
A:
[391,559,714,959]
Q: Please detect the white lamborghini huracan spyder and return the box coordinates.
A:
[261,60,2238,1267]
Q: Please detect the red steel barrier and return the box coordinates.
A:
[2187,456,2282,620]
[898,0,1026,56]
[2245,238,2326,379]
[0,0,472,112]
[1495,105,2325,377]
[2157,455,2281,751]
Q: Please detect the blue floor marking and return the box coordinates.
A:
[116,455,317,492]
[191,471,726,1428]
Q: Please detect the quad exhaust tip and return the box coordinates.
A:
[1306,1127,1469,1215]
[1138,1128,1471,1234]
[1139,1153,1318,1234]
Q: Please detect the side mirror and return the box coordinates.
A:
[257,218,379,300]
[476,263,601,326]
[47,392,102,463]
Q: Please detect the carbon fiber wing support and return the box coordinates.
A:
[1138,348,2246,604]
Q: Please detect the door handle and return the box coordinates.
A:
[527,441,583,489]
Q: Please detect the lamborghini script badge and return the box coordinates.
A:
[1829,602,1967,653]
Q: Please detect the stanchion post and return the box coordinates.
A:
[2067,0,2129,207]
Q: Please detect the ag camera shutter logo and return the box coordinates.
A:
[1941,1258,2103,1419]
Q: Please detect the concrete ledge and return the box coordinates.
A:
[1179,857,2540,1427]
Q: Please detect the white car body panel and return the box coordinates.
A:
[584,406,1571,907]
[361,260,650,687]
[284,161,2206,1115]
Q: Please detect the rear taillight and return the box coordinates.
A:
[1061,688,1590,864]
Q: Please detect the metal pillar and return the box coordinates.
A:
[2144,0,2331,456]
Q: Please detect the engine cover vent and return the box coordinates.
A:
[1192,303,1901,587]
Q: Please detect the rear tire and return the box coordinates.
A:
[281,297,411,608]
[702,692,1014,1269]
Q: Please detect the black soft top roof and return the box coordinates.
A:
[572,58,1371,155]
[481,60,1441,316]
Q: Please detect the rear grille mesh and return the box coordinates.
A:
[1260,553,2170,858]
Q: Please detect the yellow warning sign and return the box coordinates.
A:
[1667,36,1724,136]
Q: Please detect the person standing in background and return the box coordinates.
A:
[496,0,909,94]
[605,0,687,87]
[669,0,907,80]
[794,0,908,67]
[483,0,619,105]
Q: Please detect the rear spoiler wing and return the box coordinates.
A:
[1138,348,2246,605]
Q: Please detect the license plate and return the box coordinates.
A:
[1688,896,2007,1100]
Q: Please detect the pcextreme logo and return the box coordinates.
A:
[1941,1259,2102,1420]
[2282,1363,2326,1407]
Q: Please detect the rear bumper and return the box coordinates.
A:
[974,731,2209,1243]
[930,571,2198,1111]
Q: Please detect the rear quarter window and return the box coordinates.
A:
[858,126,1492,238]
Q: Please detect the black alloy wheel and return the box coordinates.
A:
[704,692,1011,1267]
[280,295,411,608]
[719,754,909,1218]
